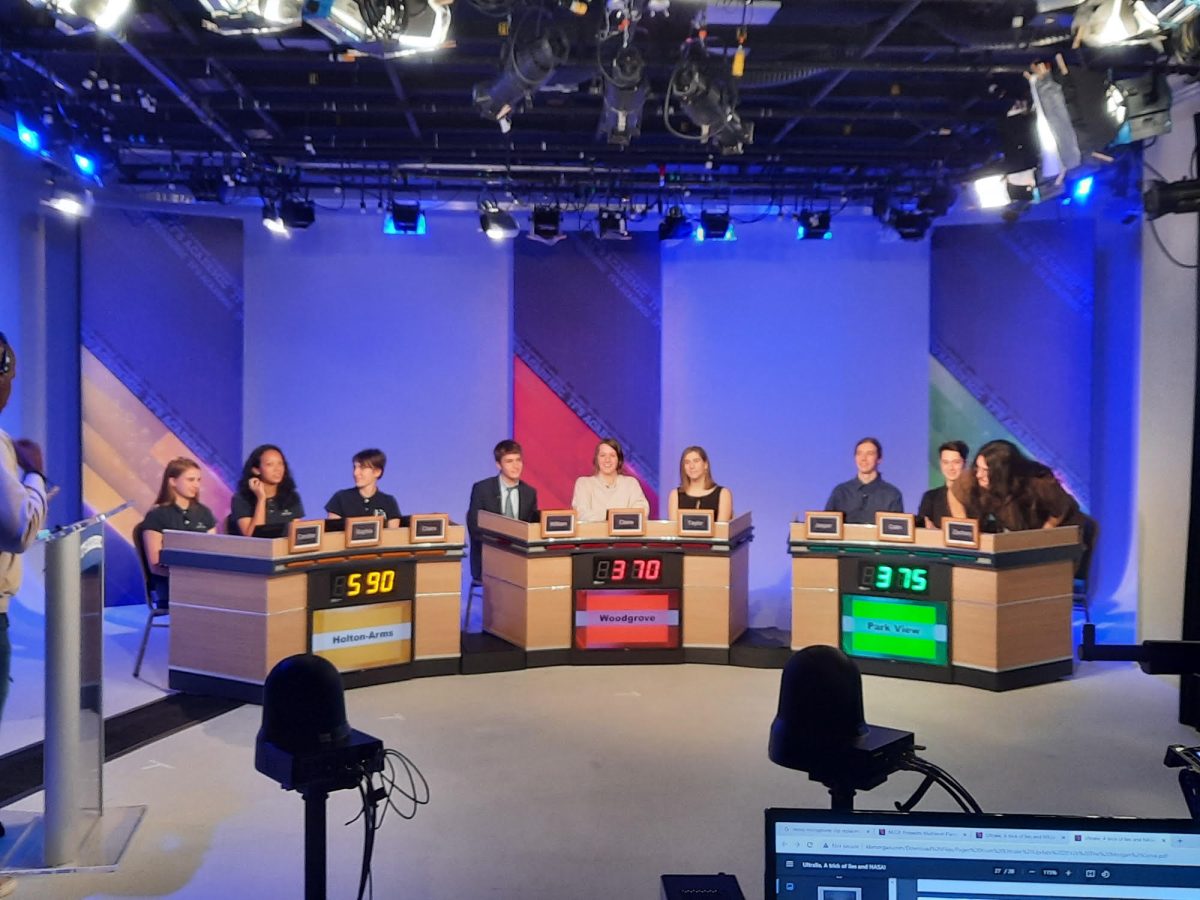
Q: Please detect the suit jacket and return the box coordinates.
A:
[467,477,539,580]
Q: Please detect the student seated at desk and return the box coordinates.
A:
[231,444,304,536]
[140,457,216,608]
[824,436,904,525]
[571,438,649,524]
[467,439,540,582]
[325,448,401,527]
[916,440,969,528]
[667,445,733,521]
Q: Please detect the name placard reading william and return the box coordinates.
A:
[289,519,324,554]
[876,512,916,543]
[608,509,645,537]
[540,510,576,539]
[678,509,715,537]
[409,513,448,543]
[943,518,980,549]
[804,512,844,540]
[345,516,383,548]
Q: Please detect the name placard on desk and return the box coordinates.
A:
[540,510,576,538]
[876,512,916,543]
[678,509,715,537]
[804,512,844,540]
[289,519,324,553]
[345,516,383,548]
[608,509,645,536]
[943,518,980,549]
[409,513,449,543]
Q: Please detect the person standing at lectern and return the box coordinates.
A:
[140,457,217,608]
[667,446,733,521]
[467,440,539,581]
[231,444,305,536]
[916,440,969,528]
[824,437,904,525]
[325,448,401,528]
[571,438,649,524]
[0,333,49,897]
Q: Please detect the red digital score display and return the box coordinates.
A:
[592,556,663,584]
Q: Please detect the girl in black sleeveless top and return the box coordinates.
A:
[667,445,734,522]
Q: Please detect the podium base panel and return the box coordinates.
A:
[0,805,145,874]
[569,648,685,666]
[461,632,525,675]
[729,627,792,669]
[683,647,729,665]
[953,658,1074,692]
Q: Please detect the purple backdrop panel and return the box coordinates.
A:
[514,233,661,500]
[930,220,1093,501]
[81,209,244,483]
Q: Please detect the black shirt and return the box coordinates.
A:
[140,501,216,607]
[230,491,305,527]
[916,486,951,527]
[324,487,401,521]
[825,476,904,525]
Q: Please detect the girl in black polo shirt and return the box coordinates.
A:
[140,457,217,607]
[231,444,305,536]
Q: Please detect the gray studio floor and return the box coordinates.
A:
[1,647,1197,899]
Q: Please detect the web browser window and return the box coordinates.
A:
[765,809,1200,900]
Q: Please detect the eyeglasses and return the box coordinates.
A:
[0,332,10,377]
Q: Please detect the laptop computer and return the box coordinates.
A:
[766,808,1200,899]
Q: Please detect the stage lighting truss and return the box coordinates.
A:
[24,0,132,34]
[197,0,303,34]
[303,0,452,59]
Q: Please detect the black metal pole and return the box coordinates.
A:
[304,788,328,900]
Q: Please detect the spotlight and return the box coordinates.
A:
[479,204,520,240]
[1143,178,1200,219]
[15,114,42,154]
[1071,175,1095,203]
[279,198,315,229]
[1109,72,1172,144]
[972,174,1011,209]
[262,201,289,236]
[795,209,831,240]
[25,0,133,32]
[528,206,566,244]
[473,29,570,126]
[670,60,753,154]
[197,0,303,34]
[43,184,93,218]
[890,210,934,241]
[597,208,630,240]
[918,182,957,218]
[72,150,98,178]
[695,210,734,242]
[657,205,694,242]
[1072,0,1160,48]
[384,201,427,235]
[303,0,452,58]
[599,45,647,146]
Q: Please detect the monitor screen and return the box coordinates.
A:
[766,808,1200,900]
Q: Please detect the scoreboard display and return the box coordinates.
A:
[838,557,951,669]
[571,552,683,651]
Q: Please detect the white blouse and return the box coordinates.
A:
[571,474,649,523]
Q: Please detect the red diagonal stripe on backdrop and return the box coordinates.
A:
[514,357,658,515]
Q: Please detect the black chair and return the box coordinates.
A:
[131,521,169,678]
[1073,514,1099,623]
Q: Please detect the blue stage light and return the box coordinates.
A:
[16,115,41,154]
[695,211,735,242]
[1072,176,1094,203]
[73,151,97,177]
[384,204,426,235]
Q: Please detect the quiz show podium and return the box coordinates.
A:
[789,513,1081,690]
[474,509,753,665]
[162,515,464,702]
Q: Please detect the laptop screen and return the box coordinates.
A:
[765,808,1200,900]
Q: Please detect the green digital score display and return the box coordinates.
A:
[841,594,948,666]
[859,563,929,596]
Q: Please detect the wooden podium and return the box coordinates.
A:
[162,519,464,702]
[475,511,753,665]
[789,520,1080,690]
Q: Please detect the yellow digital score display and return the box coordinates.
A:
[339,569,397,598]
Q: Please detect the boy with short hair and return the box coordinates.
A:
[325,448,401,526]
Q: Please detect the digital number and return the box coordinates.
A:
[612,559,627,581]
[644,558,660,581]
[595,560,611,581]
[347,573,362,597]
[874,565,894,590]
[332,575,346,596]
[379,570,394,593]
[632,558,645,579]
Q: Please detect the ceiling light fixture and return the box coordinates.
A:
[304,0,452,58]
[599,45,648,146]
[479,203,520,240]
[473,28,571,130]
[528,206,566,244]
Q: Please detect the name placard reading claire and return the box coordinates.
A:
[876,512,916,543]
[678,509,715,537]
[608,509,646,536]
[540,509,576,539]
[943,518,981,549]
[288,519,324,553]
[804,511,844,540]
[408,513,449,543]
[345,516,383,548]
